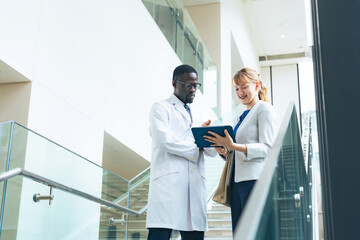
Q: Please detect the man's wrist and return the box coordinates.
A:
[225,147,233,159]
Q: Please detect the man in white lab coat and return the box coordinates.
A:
[146,64,217,240]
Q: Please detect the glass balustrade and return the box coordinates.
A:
[255,107,312,240]
[3,121,129,204]
[0,174,129,240]
[0,121,13,230]
[125,167,180,239]
[0,121,12,171]
[0,120,227,239]
[0,121,145,240]
[126,168,150,239]
[234,104,313,240]
[141,0,217,100]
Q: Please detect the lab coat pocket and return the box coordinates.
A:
[152,165,179,181]
[249,157,265,163]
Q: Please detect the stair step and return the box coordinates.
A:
[205,238,232,240]
[207,210,231,214]
[208,227,232,230]
[208,219,232,222]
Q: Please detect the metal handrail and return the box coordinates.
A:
[110,167,150,207]
[6,121,128,183]
[0,168,144,217]
[129,166,150,184]
[233,102,296,240]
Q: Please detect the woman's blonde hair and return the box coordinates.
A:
[232,67,269,102]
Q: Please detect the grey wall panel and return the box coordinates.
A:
[312,0,360,239]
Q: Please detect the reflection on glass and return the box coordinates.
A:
[127,168,150,239]
[0,121,135,239]
[0,176,121,239]
[102,171,129,205]
[196,41,204,89]
[141,0,216,102]
[0,121,12,172]
[254,108,313,239]
[0,121,13,234]
[7,123,130,203]
[176,8,185,60]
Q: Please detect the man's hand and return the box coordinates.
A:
[201,120,211,127]
[215,147,228,157]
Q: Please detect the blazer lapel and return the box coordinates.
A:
[235,101,262,135]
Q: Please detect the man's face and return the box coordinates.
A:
[173,72,199,104]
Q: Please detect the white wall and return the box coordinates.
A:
[0,0,183,161]
[0,0,40,79]
[30,0,181,161]
[0,0,219,238]
[261,64,301,126]
[260,66,272,104]
[298,61,316,112]
[231,34,247,117]
[220,0,259,116]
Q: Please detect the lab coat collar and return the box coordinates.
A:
[170,93,187,106]
[169,94,192,123]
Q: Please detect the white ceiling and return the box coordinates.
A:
[243,0,308,57]
[183,0,309,58]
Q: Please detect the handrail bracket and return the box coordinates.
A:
[33,186,54,205]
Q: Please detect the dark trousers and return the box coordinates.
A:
[230,179,256,232]
[147,228,204,240]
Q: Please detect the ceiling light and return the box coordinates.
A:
[281,35,285,38]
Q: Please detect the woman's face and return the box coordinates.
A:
[235,77,259,108]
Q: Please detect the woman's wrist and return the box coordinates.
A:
[228,142,237,151]
[228,143,247,154]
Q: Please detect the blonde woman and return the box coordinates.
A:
[204,67,277,232]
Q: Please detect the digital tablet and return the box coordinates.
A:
[191,125,235,148]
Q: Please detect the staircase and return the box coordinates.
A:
[99,169,151,239]
[206,201,232,239]
[276,144,311,240]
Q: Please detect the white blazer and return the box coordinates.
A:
[233,100,277,182]
[146,94,217,231]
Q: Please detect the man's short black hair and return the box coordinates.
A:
[172,64,198,81]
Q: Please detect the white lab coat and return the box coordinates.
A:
[146,94,217,231]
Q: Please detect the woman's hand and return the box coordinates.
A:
[215,147,228,157]
[204,129,235,150]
